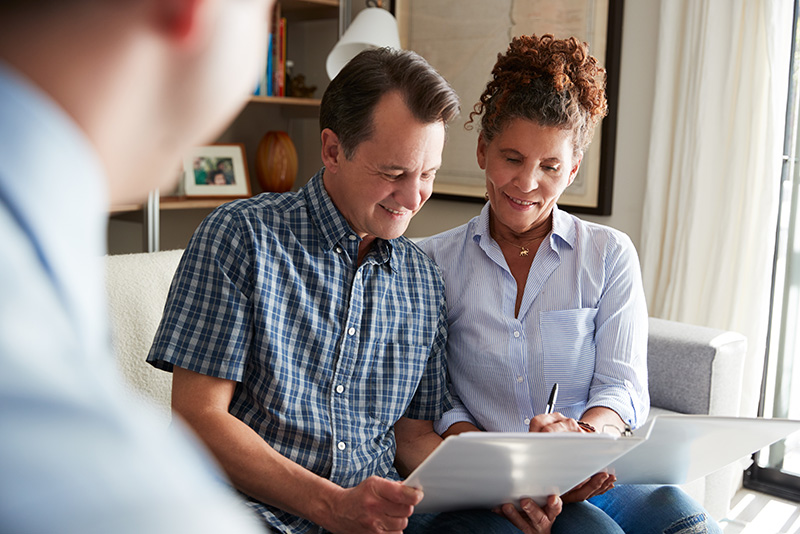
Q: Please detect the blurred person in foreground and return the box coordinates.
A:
[0,0,276,532]
[420,34,722,534]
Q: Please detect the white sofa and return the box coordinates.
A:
[105,249,747,521]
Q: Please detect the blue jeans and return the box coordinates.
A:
[552,484,723,534]
[405,485,721,534]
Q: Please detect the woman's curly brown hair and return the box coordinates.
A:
[468,34,608,155]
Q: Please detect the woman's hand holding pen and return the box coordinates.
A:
[527,412,583,434]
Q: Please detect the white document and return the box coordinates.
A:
[607,415,800,484]
[404,415,800,514]
[403,431,645,513]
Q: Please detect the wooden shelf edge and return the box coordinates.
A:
[109,197,242,215]
[109,204,142,215]
[249,95,321,107]
[160,197,239,210]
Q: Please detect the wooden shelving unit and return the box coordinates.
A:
[282,0,339,20]
[249,95,322,107]
[108,0,339,252]
[110,198,236,216]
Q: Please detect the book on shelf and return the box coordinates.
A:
[255,3,287,98]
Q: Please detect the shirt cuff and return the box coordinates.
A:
[433,406,478,435]
[585,384,649,429]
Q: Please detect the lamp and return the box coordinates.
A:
[325,1,401,80]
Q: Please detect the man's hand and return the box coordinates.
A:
[494,495,562,534]
[325,476,423,534]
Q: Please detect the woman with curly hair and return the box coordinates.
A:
[419,35,721,533]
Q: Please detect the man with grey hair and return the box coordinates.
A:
[148,48,536,533]
[0,0,276,533]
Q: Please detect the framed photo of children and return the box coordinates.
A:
[183,143,252,198]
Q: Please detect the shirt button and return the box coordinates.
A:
[348,327,356,336]
[348,235,357,241]
[337,441,346,451]
[334,246,343,253]
[523,418,531,425]
[516,375,524,383]
[513,331,520,338]
[336,385,345,394]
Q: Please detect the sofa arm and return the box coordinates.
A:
[105,249,185,424]
[647,317,747,416]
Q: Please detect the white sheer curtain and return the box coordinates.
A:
[640,0,793,416]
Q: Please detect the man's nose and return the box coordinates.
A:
[395,176,425,211]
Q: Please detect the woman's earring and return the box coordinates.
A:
[484,192,490,201]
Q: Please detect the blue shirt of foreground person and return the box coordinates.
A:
[0,0,276,532]
[148,48,547,534]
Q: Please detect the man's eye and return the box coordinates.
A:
[506,158,521,164]
[421,172,437,181]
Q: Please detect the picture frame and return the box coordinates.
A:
[396,0,623,215]
[183,143,252,198]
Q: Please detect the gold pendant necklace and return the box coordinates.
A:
[494,234,534,257]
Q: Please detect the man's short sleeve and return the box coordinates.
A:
[147,206,254,381]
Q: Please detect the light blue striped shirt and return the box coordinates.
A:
[420,203,649,435]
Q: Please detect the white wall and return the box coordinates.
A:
[406,0,661,250]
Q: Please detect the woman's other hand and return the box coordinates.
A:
[528,414,616,503]
[561,472,616,503]
[494,495,561,534]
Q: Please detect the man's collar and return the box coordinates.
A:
[304,169,354,252]
[303,169,397,270]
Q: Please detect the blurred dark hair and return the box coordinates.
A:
[1,0,92,12]
[320,47,460,159]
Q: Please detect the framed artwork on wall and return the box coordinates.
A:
[183,143,252,199]
[396,0,623,215]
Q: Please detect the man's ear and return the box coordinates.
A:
[153,0,205,45]
[321,128,342,171]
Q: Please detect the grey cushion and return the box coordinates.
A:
[648,317,746,415]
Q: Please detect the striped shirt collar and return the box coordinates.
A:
[472,202,578,251]
[303,169,396,271]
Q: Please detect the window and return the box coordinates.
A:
[744,0,800,501]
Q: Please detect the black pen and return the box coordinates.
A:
[545,383,559,414]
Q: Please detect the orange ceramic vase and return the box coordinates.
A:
[255,131,298,193]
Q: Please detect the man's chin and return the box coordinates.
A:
[376,223,410,241]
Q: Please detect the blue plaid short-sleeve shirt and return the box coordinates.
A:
[147,170,451,532]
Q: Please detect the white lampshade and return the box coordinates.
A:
[325,7,401,80]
